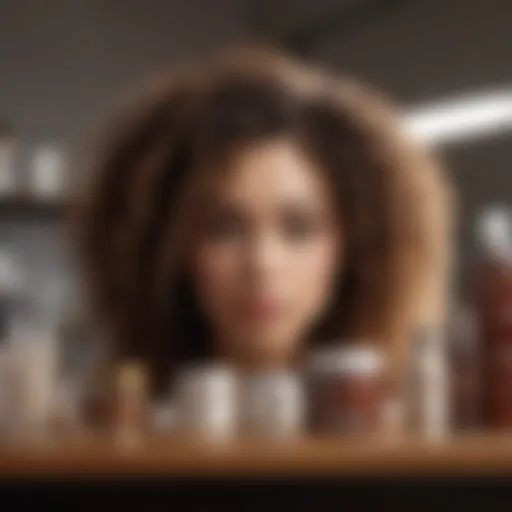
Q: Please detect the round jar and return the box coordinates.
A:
[240,369,304,439]
[307,345,386,435]
[175,364,238,441]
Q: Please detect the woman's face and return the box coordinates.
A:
[190,138,341,367]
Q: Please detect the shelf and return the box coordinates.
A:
[0,195,68,220]
[1,434,512,479]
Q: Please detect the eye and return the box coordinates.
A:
[282,209,323,241]
[204,210,245,240]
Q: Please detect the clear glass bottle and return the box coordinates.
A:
[407,326,449,440]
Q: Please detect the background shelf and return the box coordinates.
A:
[0,195,68,220]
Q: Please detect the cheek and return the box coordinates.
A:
[191,243,242,308]
[288,237,340,311]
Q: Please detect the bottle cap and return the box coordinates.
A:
[476,206,512,261]
[117,362,147,390]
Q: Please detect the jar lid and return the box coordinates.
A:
[308,345,385,375]
[175,363,238,387]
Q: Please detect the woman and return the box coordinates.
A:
[75,47,454,402]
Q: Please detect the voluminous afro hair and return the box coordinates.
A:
[74,47,454,395]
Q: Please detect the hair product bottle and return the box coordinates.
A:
[408,326,450,440]
[474,206,512,429]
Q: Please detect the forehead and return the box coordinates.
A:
[209,138,330,208]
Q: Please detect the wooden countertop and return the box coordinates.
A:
[1,433,512,479]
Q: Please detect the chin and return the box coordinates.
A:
[236,325,302,362]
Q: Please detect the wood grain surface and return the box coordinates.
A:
[0,433,511,479]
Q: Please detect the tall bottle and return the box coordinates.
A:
[474,206,512,429]
[449,305,482,431]
[406,236,453,440]
[408,326,449,440]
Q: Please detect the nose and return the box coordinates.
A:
[246,233,284,279]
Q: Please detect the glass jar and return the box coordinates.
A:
[307,345,386,435]
[175,364,238,441]
[240,369,304,439]
[112,361,149,446]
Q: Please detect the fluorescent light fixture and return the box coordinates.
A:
[404,90,512,145]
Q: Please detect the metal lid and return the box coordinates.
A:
[175,363,238,387]
[308,344,385,375]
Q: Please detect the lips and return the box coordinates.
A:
[239,299,285,322]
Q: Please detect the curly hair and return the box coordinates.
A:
[74,47,454,396]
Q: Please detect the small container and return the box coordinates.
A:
[308,345,386,435]
[112,361,149,446]
[408,327,449,440]
[50,376,84,434]
[241,369,304,439]
[29,145,66,199]
[175,364,237,441]
[6,325,58,442]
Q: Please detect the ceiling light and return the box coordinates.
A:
[404,90,512,144]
